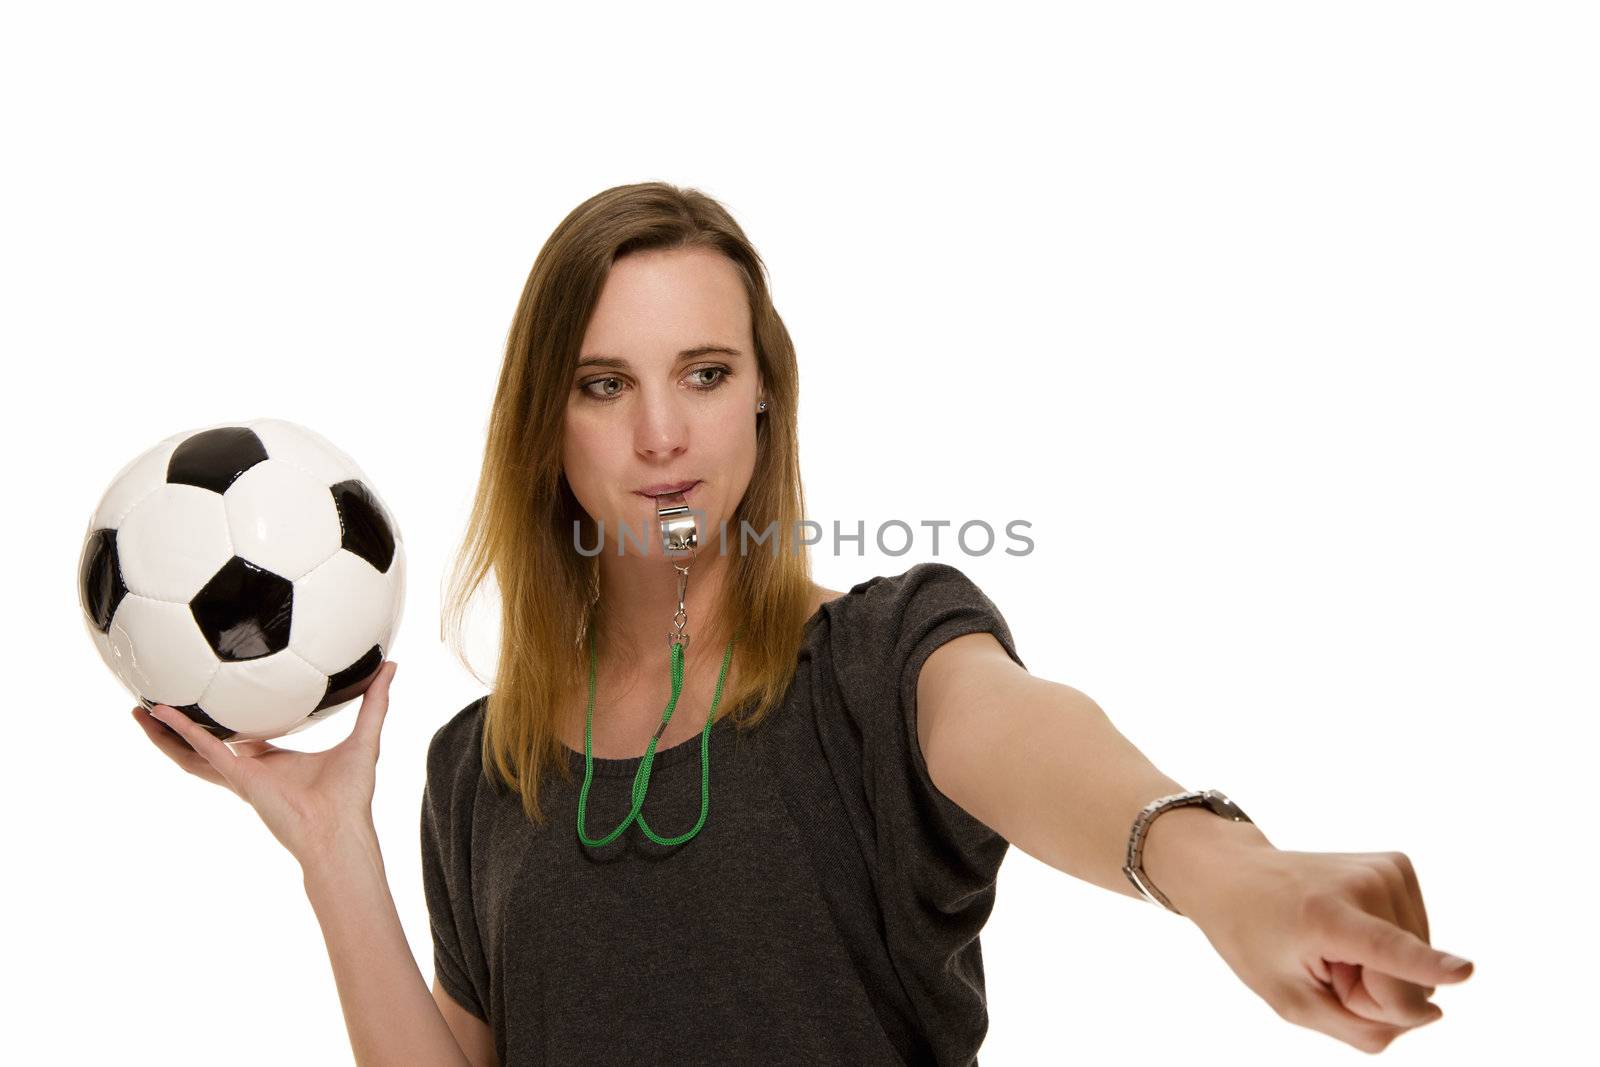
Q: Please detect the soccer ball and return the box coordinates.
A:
[78,417,406,742]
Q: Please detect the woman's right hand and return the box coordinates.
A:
[132,661,399,868]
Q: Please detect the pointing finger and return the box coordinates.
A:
[1320,900,1474,986]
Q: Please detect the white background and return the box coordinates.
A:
[6,2,1594,1063]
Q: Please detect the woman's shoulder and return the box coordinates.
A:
[819,559,1017,668]
[426,694,489,781]
[820,561,994,621]
[806,562,1013,661]
[807,582,849,615]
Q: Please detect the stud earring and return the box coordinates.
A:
[757,400,767,412]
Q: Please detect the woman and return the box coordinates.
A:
[135,182,1473,1065]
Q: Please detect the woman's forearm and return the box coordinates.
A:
[301,824,472,1067]
[1026,692,1270,907]
[919,645,1274,910]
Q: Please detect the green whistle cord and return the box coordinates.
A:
[575,631,735,849]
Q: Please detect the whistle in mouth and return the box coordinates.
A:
[655,491,697,554]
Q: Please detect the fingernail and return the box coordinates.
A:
[1440,953,1472,971]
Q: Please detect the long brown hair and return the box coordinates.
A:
[439,181,814,826]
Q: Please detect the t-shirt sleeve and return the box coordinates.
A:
[834,562,1028,1048]
[859,561,1027,870]
[420,698,492,1023]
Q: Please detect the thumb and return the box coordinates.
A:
[351,661,398,751]
[1320,900,1474,986]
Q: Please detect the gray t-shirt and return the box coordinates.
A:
[421,562,1027,1066]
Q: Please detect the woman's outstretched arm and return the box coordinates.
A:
[915,631,1474,1055]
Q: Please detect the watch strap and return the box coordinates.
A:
[1122,788,1254,915]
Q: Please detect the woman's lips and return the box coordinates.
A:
[634,479,701,499]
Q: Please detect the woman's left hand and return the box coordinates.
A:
[1181,846,1474,1054]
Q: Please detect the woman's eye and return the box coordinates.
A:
[579,376,624,401]
[689,366,729,390]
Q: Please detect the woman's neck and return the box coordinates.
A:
[592,549,736,671]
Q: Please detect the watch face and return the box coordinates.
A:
[1204,790,1250,822]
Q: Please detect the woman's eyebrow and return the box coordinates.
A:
[576,344,742,370]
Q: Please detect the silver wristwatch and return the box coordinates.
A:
[1122,789,1254,915]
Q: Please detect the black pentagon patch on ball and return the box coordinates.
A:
[139,696,237,742]
[331,479,397,573]
[79,527,127,632]
[190,556,294,660]
[311,644,385,715]
[166,426,270,494]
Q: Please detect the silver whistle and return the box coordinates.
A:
[655,490,695,647]
[655,491,698,555]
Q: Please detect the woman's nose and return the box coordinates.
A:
[633,388,690,455]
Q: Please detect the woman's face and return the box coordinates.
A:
[562,246,763,557]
